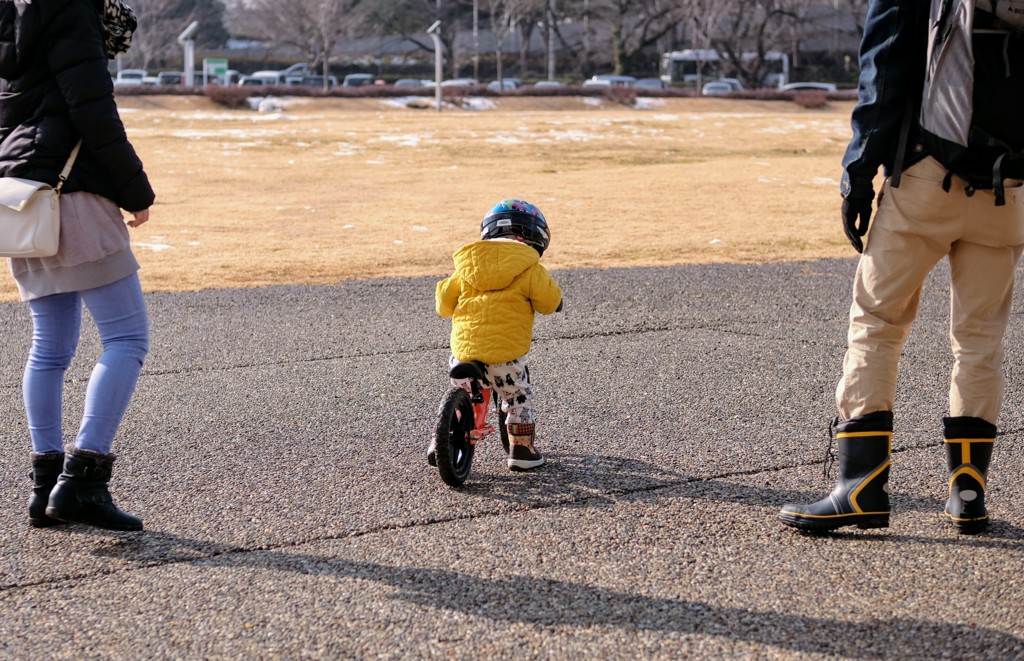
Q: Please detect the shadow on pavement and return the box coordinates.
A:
[453,452,960,519]
[456,452,682,507]
[92,531,1024,658]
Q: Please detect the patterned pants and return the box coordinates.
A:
[448,355,535,424]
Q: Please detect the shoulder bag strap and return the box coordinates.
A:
[53,140,82,194]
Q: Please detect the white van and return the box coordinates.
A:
[240,72,282,86]
[583,74,637,88]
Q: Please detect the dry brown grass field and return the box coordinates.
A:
[1,94,861,301]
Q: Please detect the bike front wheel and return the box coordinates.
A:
[434,387,475,487]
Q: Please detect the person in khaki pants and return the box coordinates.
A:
[780,0,1024,535]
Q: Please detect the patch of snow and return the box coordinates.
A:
[461,97,497,111]
[634,98,666,110]
[134,242,173,252]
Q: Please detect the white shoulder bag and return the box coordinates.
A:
[0,140,82,258]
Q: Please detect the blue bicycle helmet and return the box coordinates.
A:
[480,199,551,256]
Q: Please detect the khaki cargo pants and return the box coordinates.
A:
[837,156,1024,424]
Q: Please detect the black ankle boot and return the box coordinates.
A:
[779,411,893,532]
[46,448,143,531]
[28,451,65,528]
[944,416,995,535]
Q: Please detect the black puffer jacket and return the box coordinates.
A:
[0,0,153,212]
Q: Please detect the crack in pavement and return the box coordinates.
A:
[0,320,844,388]
[0,443,952,594]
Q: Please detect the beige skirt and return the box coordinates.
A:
[9,192,140,301]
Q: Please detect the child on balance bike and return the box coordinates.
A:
[430,199,563,470]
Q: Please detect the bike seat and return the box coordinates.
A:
[449,361,486,381]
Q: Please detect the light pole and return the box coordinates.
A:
[832,0,839,53]
[177,20,198,88]
[583,0,590,72]
[547,0,556,80]
[473,0,479,82]
[427,20,443,112]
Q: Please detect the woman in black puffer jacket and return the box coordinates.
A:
[0,0,155,532]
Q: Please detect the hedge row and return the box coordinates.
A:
[114,83,857,110]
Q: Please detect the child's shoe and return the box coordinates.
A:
[507,423,545,471]
[508,444,544,471]
[426,436,437,467]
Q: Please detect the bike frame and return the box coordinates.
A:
[462,378,495,443]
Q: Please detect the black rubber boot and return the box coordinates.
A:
[28,451,65,528]
[944,416,996,535]
[45,447,143,531]
[779,411,892,532]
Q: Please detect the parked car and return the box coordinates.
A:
[781,81,838,92]
[113,69,152,87]
[487,79,521,91]
[584,74,637,87]
[634,77,668,90]
[701,81,734,96]
[239,73,280,86]
[343,73,375,87]
[532,80,564,88]
[393,78,430,88]
[290,75,339,88]
[243,70,280,85]
[717,77,744,91]
[440,78,478,87]
[221,69,241,86]
[155,71,184,86]
[280,63,311,85]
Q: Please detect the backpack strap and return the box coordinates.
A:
[993,153,1007,205]
[941,170,977,197]
[890,97,916,188]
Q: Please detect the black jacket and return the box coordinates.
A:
[840,0,930,200]
[0,0,153,212]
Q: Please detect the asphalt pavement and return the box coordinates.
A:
[0,258,1023,659]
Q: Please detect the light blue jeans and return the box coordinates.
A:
[23,273,149,454]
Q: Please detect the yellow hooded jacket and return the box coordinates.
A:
[436,239,562,364]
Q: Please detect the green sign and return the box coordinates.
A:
[203,58,228,76]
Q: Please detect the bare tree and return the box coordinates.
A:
[675,0,730,50]
[271,0,867,82]
[246,0,364,88]
[710,0,807,87]
[838,0,871,34]
[128,0,228,71]
[511,0,545,77]
[487,0,533,83]
[366,0,472,78]
[587,0,681,76]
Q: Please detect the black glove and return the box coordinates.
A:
[841,194,873,254]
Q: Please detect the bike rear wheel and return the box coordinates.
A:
[435,387,475,487]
